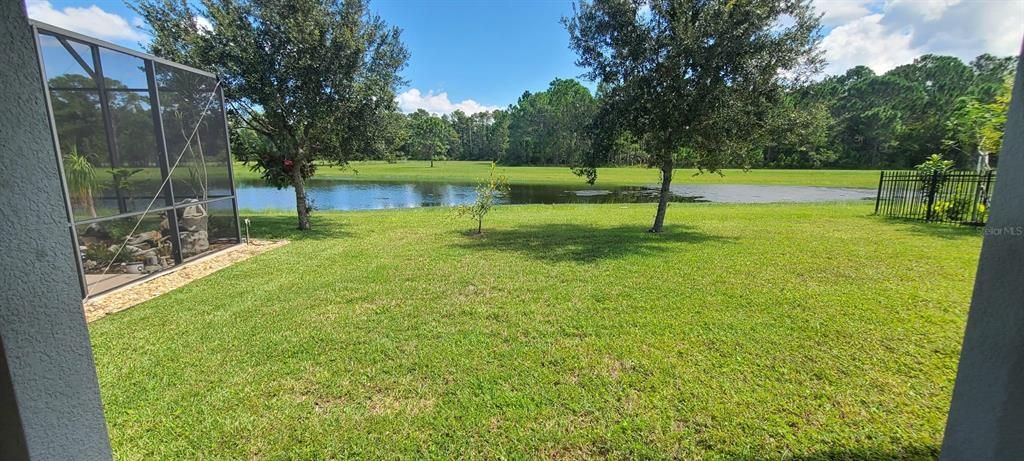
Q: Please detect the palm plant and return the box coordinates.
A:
[63,146,99,218]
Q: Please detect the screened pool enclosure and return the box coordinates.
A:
[31,21,240,297]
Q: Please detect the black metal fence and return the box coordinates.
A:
[875,170,996,226]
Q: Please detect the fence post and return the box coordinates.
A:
[985,170,995,204]
[874,170,884,215]
[925,170,939,222]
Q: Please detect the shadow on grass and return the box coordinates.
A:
[878,216,984,240]
[242,214,351,241]
[452,223,735,263]
[734,444,939,460]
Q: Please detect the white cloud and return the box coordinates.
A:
[27,0,147,42]
[816,0,1024,75]
[815,0,880,26]
[884,0,960,21]
[194,16,213,33]
[396,89,499,116]
[821,14,920,74]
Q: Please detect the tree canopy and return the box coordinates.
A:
[565,0,823,232]
[765,54,1017,169]
[505,78,597,165]
[403,109,458,167]
[133,0,408,230]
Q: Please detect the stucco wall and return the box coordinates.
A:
[0,2,112,459]
[941,48,1024,460]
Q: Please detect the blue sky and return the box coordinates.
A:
[376,0,588,109]
[27,0,1024,114]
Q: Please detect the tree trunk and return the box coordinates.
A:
[477,216,483,234]
[85,188,97,218]
[292,159,311,230]
[650,158,674,233]
[430,156,434,168]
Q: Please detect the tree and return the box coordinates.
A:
[787,54,1015,170]
[455,162,510,234]
[506,79,596,165]
[377,111,411,163]
[969,54,1017,103]
[946,77,1013,171]
[404,110,458,167]
[609,131,646,166]
[483,110,511,161]
[437,110,511,161]
[831,74,921,167]
[446,110,472,160]
[886,55,974,166]
[761,89,834,168]
[133,0,408,230]
[565,0,822,232]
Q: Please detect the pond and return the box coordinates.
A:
[235,180,875,211]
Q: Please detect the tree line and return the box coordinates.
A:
[350,53,1014,172]
[134,0,1016,231]
[348,78,597,166]
[764,54,1015,170]
[297,53,1016,174]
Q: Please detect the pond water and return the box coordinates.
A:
[235,180,875,211]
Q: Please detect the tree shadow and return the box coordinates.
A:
[731,444,939,460]
[452,223,735,263]
[878,216,984,240]
[241,214,351,241]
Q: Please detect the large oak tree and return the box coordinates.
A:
[133,0,408,229]
[565,0,822,232]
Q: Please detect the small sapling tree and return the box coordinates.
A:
[455,162,510,235]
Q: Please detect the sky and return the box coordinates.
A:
[27,0,1024,115]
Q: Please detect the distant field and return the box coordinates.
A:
[232,160,882,189]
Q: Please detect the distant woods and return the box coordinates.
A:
[232,54,1014,171]
[765,54,1016,170]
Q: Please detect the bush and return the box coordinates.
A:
[931,195,986,222]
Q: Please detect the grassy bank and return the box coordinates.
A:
[233,160,882,189]
[89,203,979,459]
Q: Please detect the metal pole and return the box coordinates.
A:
[925,170,939,222]
[874,170,884,215]
[218,82,243,244]
[146,60,183,265]
[91,44,127,214]
[31,26,89,298]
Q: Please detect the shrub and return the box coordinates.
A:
[931,195,975,222]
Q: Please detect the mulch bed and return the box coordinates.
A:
[83,239,288,322]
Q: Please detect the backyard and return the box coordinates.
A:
[7,0,1018,458]
[89,201,981,459]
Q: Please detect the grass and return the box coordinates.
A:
[233,160,883,189]
[88,202,981,459]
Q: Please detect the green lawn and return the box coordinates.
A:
[89,202,980,459]
[233,160,883,189]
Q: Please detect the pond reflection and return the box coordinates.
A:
[235,179,698,211]
[235,179,874,211]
